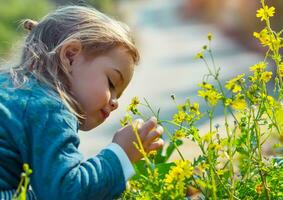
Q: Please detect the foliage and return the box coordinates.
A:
[120,0,283,199]
[86,0,118,15]
[0,0,53,57]
[12,0,283,199]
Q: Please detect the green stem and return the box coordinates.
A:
[252,107,270,200]
[141,99,186,161]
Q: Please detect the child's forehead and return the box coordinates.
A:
[83,46,134,65]
[82,43,137,63]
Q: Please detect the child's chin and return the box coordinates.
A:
[79,120,103,131]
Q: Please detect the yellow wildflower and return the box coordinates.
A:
[225,74,245,93]
[147,150,157,157]
[255,183,263,194]
[260,71,273,83]
[267,95,275,106]
[174,129,186,139]
[253,28,280,51]
[195,52,204,59]
[208,32,213,41]
[190,102,200,115]
[199,82,213,90]
[23,163,32,175]
[198,89,222,106]
[164,160,193,184]
[215,144,221,150]
[225,98,232,106]
[248,75,258,83]
[173,110,187,123]
[202,131,215,142]
[197,162,209,173]
[278,63,283,77]
[253,29,270,46]
[225,82,241,93]
[231,94,247,110]
[250,62,267,72]
[164,160,193,198]
[13,164,32,200]
[127,96,140,114]
[256,5,275,21]
[130,96,140,106]
[216,169,224,176]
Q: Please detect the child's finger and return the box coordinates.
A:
[147,138,164,152]
[133,118,144,129]
[139,117,157,138]
[143,125,163,147]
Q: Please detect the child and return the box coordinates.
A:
[0,5,164,200]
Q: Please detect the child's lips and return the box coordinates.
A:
[101,110,110,119]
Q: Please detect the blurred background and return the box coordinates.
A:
[1,0,281,160]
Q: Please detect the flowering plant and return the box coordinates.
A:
[120,0,283,199]
[12,164,32,200]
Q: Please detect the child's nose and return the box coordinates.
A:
[109,98,118,111]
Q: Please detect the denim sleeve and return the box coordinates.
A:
[24,96,126,200]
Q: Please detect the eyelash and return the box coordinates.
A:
[108,77,115,89]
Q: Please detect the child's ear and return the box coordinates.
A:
[59,40,82,73]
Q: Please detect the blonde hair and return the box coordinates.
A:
[2,5,140,122]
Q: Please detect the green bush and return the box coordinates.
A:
[87,0,118,15]
[0,0,53,57]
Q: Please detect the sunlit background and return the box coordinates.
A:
[1,0,282,160]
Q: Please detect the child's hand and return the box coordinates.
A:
[112,117,164,163]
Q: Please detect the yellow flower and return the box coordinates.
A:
[165,160,193,184]
[231,94,247,110]
[164,160,193,198]
[260,71,273,83]
[267,95,275,106]
[198,89,222,106]
[173,110,187,123]
[215,144,222,150]
[256,5,275,21]
[225,74,245,93]
[174,129,186,139]
[208,32,213,41]
[216,169,224,176]
[190,102,200,115]
[225,82,241,93]
[225,98,232,106]
[253,29,270,46]
[130,96,140,106]
[278,63,283,77]
[202,131,215,142]
[199,82,213,90]
[253,29,281,51]
[197,162,209,173]
[127,96,140,114]
[250,62,267,72]
[23,163,32,175]
[195,52,204,59]
[248,75,258,83]
[255,183,263,194]
[147,150,157,157]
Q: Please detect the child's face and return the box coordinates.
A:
[69,46,135,131]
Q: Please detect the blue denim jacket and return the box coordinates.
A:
[0,73,126,200]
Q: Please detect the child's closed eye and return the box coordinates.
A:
[107,77,115,89]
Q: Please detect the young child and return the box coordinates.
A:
[0,5,164,200]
